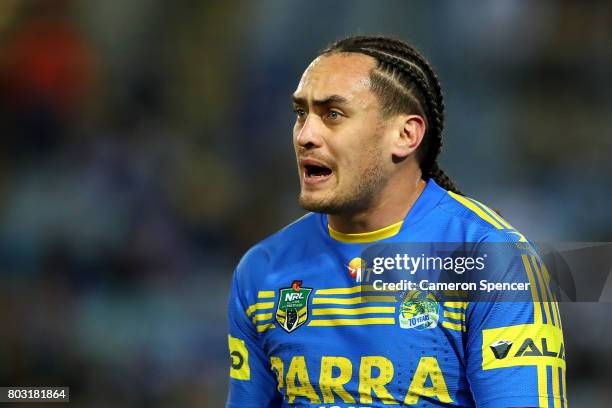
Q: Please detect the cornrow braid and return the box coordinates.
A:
[320,36,462,195]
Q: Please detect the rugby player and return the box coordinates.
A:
[227,35,566,407]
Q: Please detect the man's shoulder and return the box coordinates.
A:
[236,212,321,274]
[434,190,528,243]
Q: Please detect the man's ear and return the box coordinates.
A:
[390,114,426,159]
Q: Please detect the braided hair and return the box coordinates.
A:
[320,36,462,195]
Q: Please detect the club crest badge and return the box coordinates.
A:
[276,280,312,333]
[399,290,440,330]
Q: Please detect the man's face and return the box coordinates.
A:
[292,53,392,214]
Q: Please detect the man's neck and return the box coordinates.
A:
[328,176,427,234]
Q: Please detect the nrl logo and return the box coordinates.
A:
[276,280,312,333]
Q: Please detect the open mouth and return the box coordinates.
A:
[302,161,333,184]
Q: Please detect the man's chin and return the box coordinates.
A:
[298,193,345,214]
[299,193,330,213]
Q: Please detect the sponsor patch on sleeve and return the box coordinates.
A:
[482,324,565,370]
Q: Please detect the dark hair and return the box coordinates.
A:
[320,35,462,195]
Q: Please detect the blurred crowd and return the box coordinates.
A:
[0,1,610,406]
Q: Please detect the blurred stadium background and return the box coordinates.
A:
[0,0,610,406]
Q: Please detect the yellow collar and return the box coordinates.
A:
[328,220,404,243]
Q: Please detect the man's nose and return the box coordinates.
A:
[295,115,324,149]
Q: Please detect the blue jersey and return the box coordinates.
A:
[227,179,566,407]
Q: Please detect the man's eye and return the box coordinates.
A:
[293,108,306,118]
[327,110,343,120]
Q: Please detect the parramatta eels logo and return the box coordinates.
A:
[276,280,312,333]
[399,290,440,330]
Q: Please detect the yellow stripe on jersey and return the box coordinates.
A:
[257,290,275,299]
[252,313,273,323]
[245,301,274,317]
[312,306,395,316]
[308,317,395,327]
[443,310,464,321]
[448,191,504,229]
[552,366,561,408]
[448,192,528,242]
[316,285,371,295]
[463,196,529,243]
[312,296,397,305]
[328,220,403,243]
[521,255,543,325]
[442,321,465,332]
[443,307,466,331]
[561,367,567,405]
[443,301,468,309]
[530,256,553,326]
[534,256,558,327]
[539,258,563,330]
[315,285,394,296]
[538,365,548,408]
[464,196,513,229]
[256,322,275,333]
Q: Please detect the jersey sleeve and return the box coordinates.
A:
[226,264,281,408]
[465,232,567,408]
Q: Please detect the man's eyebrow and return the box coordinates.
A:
[291,94,350,107]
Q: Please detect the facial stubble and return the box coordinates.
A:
[298,139,389,215]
